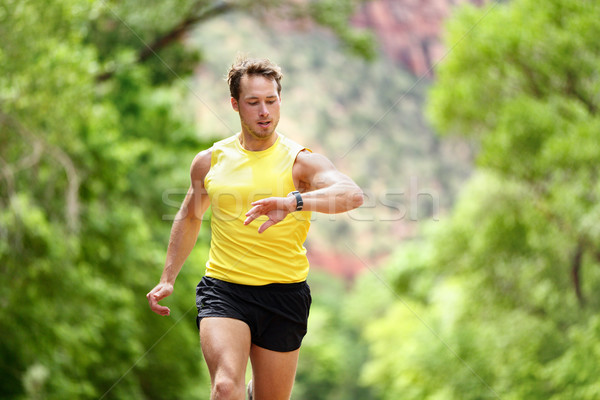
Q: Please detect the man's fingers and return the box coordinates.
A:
[245,197,285,228]
[244,204,262,225]
[147,287,164,301]
[258,219,276,234]
[245,205,258,216]
[147,285,173,316]
[153,304,171,316]
[148,295,171,316]
[152,287,169,300]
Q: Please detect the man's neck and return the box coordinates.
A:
[238,131,278,151]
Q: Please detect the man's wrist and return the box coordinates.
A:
[284,196,295,213]
[287,190,303,212]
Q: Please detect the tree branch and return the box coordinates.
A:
[565,69,597,115]
[96,0,235,82]
[0,155,15,203]
[1,111,81,233]
[512,56,545,99]
[139,1,233,63]
[571,240,585,307]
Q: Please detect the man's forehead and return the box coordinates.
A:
[239,75,278,98]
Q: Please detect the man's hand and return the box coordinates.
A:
[244,196,296,233]
[146,283,174,316]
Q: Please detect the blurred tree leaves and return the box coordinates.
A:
[9,0,600,398]
[1,0,209,397]
[91,0,376,82]
[0,0,374,398]
[356,0,600,399]
[427,0,600,307]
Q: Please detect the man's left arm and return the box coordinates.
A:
[245,151,363,233]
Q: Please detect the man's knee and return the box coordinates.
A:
[213,376,244,399]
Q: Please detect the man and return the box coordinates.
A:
[147,57,363,400]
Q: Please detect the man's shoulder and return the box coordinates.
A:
[192,134,239,170]
[190,133,241,183]
[190,148,213,183]
[294,148,314,163]
[278,134,312,161]
[293,150,335,176]
[212,134,238,149]
[279,134,306,150]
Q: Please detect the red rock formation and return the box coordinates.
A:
[307,244,369,282]
[352,0,487,77]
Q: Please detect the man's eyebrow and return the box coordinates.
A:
[245,95,278,99]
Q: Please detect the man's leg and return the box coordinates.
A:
[249,344,300,400]
[200,317,252,400]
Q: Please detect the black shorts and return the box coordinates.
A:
[196,276,312,352]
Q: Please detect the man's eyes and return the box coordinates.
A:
[247,100,276,105]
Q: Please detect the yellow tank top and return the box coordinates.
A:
[204,134,312,285]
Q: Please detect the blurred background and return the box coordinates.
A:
[1,0,599,399]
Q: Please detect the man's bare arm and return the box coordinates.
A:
[293,151,364,213]
[244,151,363,233]
[147,149,212,316]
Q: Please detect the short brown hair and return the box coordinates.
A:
[227,56,283,100]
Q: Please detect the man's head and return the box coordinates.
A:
[228,57,283,144]
[227,57,283,101]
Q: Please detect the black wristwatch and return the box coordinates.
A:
[288,190,303,211]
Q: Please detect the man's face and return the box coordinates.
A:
[231,74,281,141]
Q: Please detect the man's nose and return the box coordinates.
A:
[258,103,269,116]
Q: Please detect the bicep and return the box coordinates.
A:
[183,149,212,220]
[296,151,353,191]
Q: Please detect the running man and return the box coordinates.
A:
[147,57,363,400]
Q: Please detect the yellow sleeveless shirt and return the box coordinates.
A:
[204,134,312,285]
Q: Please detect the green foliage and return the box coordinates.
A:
[1,0,378,398]
[1,0,211,398]
[356,0,600,399]
[294,270,378,400]
[17,0,600,398]
[307,0,377,60]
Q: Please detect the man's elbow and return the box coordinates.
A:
[175,203,203,223]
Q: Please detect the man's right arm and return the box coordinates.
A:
[146,149,212,316]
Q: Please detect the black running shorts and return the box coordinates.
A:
[195,276,312,352]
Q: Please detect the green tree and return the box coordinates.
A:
[293,270,377,400]
[0,0,375,398]
[428,0,600,310]
[357,0,600,399]
[1,1,210,398]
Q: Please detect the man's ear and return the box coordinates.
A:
[231,97,239,112]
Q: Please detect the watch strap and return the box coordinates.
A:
[289,190,303,211]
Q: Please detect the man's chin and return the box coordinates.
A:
[251,128,276,139]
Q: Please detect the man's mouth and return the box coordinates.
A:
[257,121,271,128]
